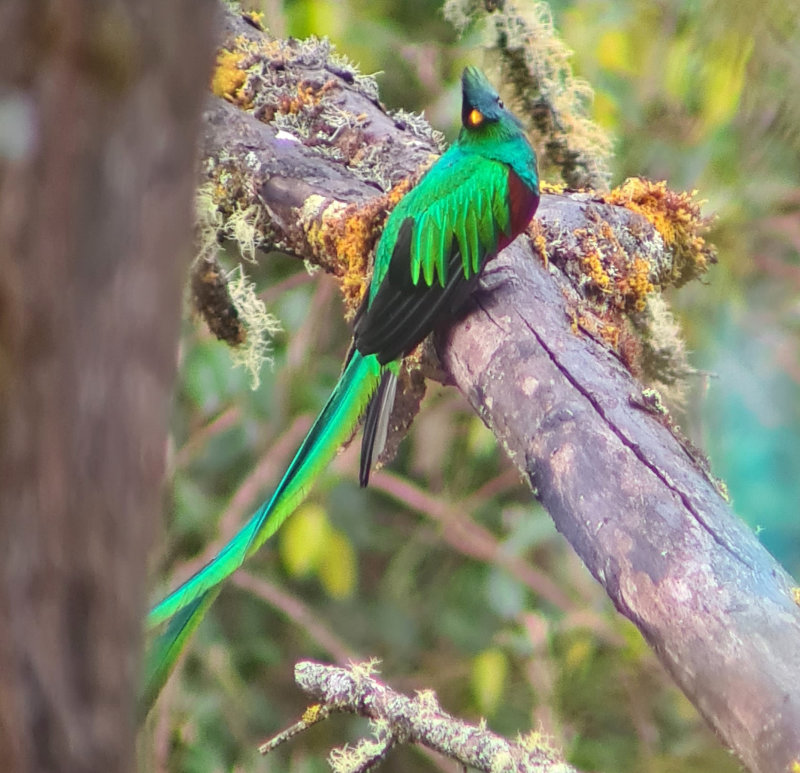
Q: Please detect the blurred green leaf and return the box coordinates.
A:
[317,527,358,599]
[471,647,508,716]
[279,502,331,577]
[486,567,525,620]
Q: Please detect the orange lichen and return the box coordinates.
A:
[606,178,716,286]
[598,220,616,243]
[598,322,620,349]
[301,703,325,725]
[337,209,379,305]
[570,309,629,365]
[535,235,549,268]
[540,180,567,194]
[530,223,549,269]
[608,179,680,242]
[241,10,266,31]
[206,161,249,223]
[567,308,580,335]
[212,49,248,103]
[303,190,408,314]
[278,82,322,115]
[570,211,659,316]
[387,179,412,207]
[581,248,611,291]
[300,172,440,315]
[561,213,663,381]
[539,178,713,396]
[211,35,329,115]
[618,257,654,312]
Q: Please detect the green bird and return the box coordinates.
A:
[142,66,539,714]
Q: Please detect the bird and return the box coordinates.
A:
[141,65,540,715]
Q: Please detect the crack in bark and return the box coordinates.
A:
[515,306,754,571]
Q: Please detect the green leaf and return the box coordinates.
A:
[278,502,330,578]
[318,528,358,599]
[471,647,508,716]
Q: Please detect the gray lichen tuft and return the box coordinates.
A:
[192,183,282,388]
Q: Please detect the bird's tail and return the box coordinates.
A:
[140,588,219,717]
[140,350,383,715]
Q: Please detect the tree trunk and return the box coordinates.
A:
[0,2,215,771]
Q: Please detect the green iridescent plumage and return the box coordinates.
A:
[141,66,539,716]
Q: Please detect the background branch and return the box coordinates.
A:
[272,661,582,773]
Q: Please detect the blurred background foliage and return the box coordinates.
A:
[142,1,800,771]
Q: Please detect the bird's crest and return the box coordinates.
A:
[461,66,504,129]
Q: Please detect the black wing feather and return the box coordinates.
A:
[359,369,397,487]
[354,218,484,365]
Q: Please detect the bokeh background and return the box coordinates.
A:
[143,2,800,771]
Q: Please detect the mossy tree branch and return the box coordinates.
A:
[192,7,800,773]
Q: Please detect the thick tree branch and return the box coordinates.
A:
[191,9,800,773]
[438,233,800,773]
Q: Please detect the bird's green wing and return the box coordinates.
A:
[372,150,512,293]
[354,151,513,364]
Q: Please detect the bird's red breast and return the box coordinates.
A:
[502,168,540,250]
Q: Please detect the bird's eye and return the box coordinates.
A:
[497,97,504,108]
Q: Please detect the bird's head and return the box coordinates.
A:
[460,66,522,133]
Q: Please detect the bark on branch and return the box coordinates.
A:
[194,10,800,773]
[438,236,800,773]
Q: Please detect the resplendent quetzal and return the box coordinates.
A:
[142,66,539,713]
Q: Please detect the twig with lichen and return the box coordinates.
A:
[259,661,581,773]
